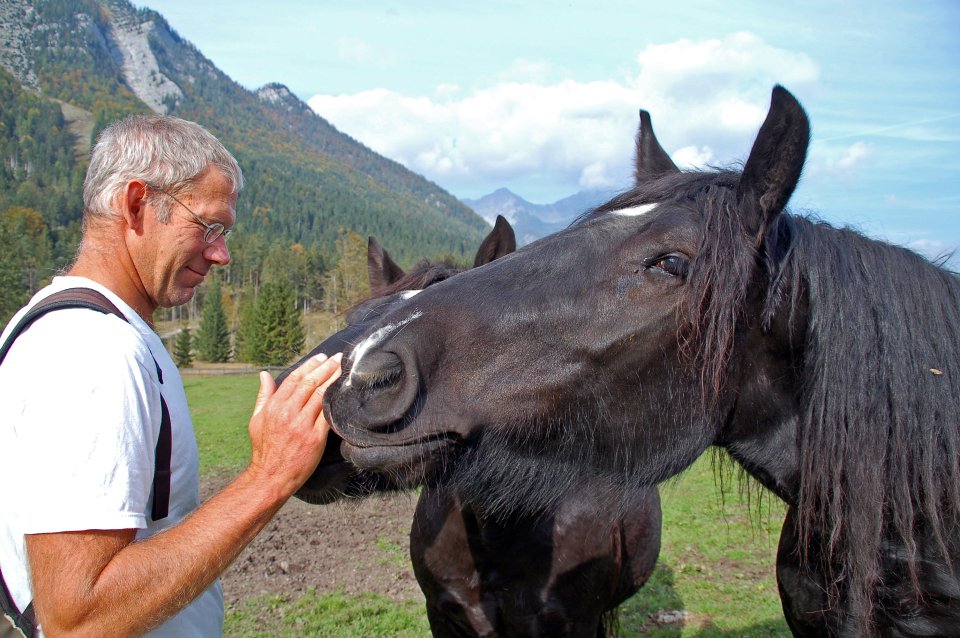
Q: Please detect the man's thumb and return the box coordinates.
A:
[253,371,276,416]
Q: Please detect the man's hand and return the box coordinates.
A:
[246,353,343,499]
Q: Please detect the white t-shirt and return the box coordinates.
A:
[0,277,223,637]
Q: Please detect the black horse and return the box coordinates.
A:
[281,219,661,637]
[323,86,960,636]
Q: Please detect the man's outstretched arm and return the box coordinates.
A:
[26,353,342,638]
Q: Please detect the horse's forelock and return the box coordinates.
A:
[679,179,760,407]
[359,260,462,306]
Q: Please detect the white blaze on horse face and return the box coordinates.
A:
[346,310,423,387]
[613,203,659,217]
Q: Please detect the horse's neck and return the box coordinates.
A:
[721,413,800,504]
[717,326,803,505]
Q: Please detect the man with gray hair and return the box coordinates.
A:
[0,115,341,637]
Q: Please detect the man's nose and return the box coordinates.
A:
[203,237,230,265]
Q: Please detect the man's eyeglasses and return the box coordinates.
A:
[144,182,232,243]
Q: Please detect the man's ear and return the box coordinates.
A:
[121,180,150,233]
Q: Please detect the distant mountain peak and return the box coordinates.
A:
[463,188,613,246]
[256,82,312,114]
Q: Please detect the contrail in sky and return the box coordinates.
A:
[814,112,960,143]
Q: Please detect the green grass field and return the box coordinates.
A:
[186,374,791,637]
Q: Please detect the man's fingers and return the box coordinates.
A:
[285,353,343,409]
[304,355,343,418]
[272,353,331,398]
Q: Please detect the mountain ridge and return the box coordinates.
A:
[463,188,614,245]
[0,0,489,266]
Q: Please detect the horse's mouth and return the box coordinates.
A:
[294,461,356,504]
[339,433,460,480]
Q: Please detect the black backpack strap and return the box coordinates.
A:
[151,390,172,521]
[148,357,171,522]
[0,288,173,521]
[0,288,173,634]
[0,288,124,366]
[1,565,36,638]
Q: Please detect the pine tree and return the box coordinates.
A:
[235,285,260,363]
[195,276,230,362]
[251,280,305,366]
[173,324,193,368]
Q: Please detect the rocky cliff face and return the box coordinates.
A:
[0,0,42,90]
[0,0,183,113]
[103,4,182,113]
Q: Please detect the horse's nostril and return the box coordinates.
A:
[350,351,403,390]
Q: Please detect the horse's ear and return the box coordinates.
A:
[737,86,810,242]
[473,215,517,267]
[635,109,679,184]
[368,236,406,290]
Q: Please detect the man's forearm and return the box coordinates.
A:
[28,466,288,638]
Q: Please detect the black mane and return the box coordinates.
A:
[656,166,960,629]
[576,166,960,628]
[777,214,960,622]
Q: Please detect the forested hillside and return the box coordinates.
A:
[0,0,488,355]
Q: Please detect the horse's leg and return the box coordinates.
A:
[509,487,659,638]
[776,506,839,637]
[615,486,662,603]
[410,487,498,637]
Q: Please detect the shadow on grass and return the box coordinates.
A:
[614,564,790,638]
[686,620,791,637]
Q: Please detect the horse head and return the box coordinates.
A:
[282,215,516,503]
[324,86,810,515]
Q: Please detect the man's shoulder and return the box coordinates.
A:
[1,290,156,383]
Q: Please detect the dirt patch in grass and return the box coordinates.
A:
[201,475,425,612]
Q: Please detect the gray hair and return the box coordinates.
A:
[82,114,244,222]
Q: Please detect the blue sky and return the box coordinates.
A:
[139,0,960,261]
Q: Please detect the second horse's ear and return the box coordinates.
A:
[737,86,810,245]
[635,110,679,184]
[474,215,517,267]
[368,236,406,291]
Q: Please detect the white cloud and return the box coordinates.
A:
[805,140,874,182]
[671,146,716,169]
[837,141,872,169]
[308,32,819,200]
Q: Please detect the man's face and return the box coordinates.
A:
[136,167,237,309]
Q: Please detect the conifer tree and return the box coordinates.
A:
[173,324,193,368]
[195,276,230,362]
[251,280,305,366]
[235,286,260,363]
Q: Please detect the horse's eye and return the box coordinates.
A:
[648,254,689,278]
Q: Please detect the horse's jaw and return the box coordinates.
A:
[337,433,464,486]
